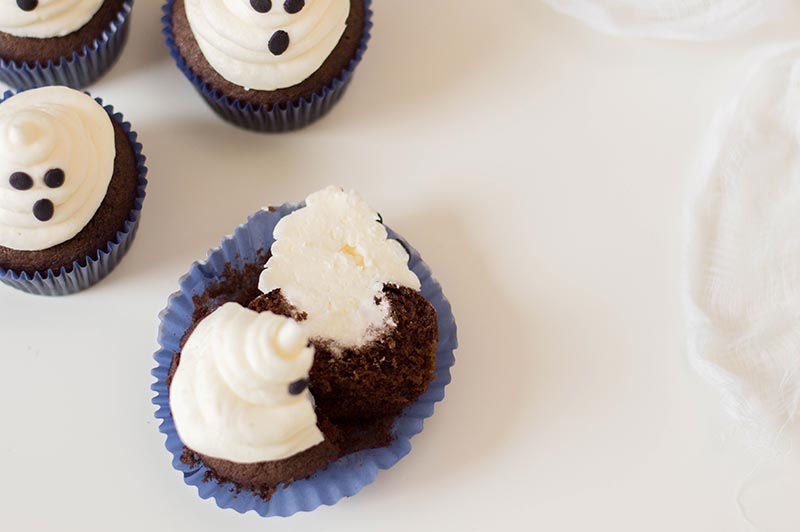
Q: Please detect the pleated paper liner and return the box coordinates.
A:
[0,1,133,90]
[0,90,148,296]
[152,204,457,516]
[161,0,373,132]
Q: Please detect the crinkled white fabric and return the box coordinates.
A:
[687,43,800,448]
[542,0,789,40]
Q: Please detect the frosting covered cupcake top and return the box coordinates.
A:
[184,0,349,91]
[0,87,115,252]
[170,303,324,463]
[0,0,104,39]
[259,186,421,348]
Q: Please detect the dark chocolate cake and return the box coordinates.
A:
[250,285,439,421]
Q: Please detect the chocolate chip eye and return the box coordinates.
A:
[288,379,309,395]
[284,0,305,14]
[9,172,33,191]
[250,0,272,13]
[16,0,38,11]
[33,198,53,222]
[268,30,290,55]
[44,168,65,189]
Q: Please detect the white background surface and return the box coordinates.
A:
[2,1,800,531]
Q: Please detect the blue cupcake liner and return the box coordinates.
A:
[162,0,373,132]
[152,204,457,517]
[0,1,133,90]
[0,89,148,296]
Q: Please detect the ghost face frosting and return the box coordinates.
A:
[0,0,104,39]
[170,303,324,464]
[184,0,350,91]
[259,186,421,348]
[0,86,115,252]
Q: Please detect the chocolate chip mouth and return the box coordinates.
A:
[268,30,290,56]
[33,198,53,222]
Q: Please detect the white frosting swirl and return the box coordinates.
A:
[185,0,349,91]
[170,303,324,464]
[259,186,421,348]
[0,0,104,39]
[0,86,115,252]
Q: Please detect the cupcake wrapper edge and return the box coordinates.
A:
[0,90,148,296]
[0,0,133,90]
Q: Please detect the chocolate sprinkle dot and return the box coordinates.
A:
[44,168,65,189]
[16,0,38,12]
[9,172,33,191]
[33,199,54,222]
[288,379,309,396]
[268,30,290,56]
[284,0,305,14]
[250,0,272,13]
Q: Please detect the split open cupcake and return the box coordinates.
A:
[153,186,457,516]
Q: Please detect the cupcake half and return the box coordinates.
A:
[163,0,373,132]
[0,1,133,89]
[154,187,457,515]
[0,86,147,295]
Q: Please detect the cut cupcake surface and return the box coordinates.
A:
[166,187,439,500]
[0,0,127,64]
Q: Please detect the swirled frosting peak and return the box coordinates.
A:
[0,0,104,39]
[258,186,421,348]
[185,0,350,90]
[0,86,115,252]
[170,303,324,464]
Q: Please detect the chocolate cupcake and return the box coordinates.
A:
[0,86,147,295]
[154,188,457,516]
[162,0,373,132]
[169,303,342,499]
[0,1,133,89]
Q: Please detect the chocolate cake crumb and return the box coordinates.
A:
[190,253,269,323]
[248,289,307,321]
